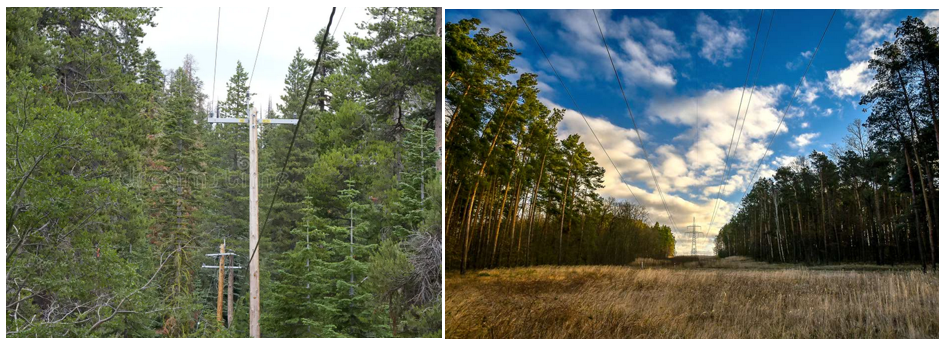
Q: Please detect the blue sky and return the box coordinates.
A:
[446,9,938,254]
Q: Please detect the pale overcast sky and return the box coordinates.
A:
[142,7,369,116]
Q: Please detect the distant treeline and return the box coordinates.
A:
[716,17,938,270]
[445,19,674,274]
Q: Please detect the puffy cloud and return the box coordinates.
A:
[771,155,798,168]
[801,121,810,128]
[657,145,688,178]
[549,9,682,88]
[791,132,820,149]
[618,39,677,87]
[845,9,896,61]
[478,10,526,49]
[619,17,688,61]
[540,98,738,239]
[649,86,785,171]
[799,79,821,104]
[693,12,747,65]
[922,10,938,28]
[827,61,875,97]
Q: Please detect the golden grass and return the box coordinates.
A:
[446,258,938,338]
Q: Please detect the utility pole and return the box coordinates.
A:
[216,243,225,323]
[248,100,260,338]
[227,251,235,328]
[207,93,298,337]
[201,245,239,327]
[687,217,702,256]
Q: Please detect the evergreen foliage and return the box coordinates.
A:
[7,7,442,338]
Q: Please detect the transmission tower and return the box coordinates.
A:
[686,217,702,256]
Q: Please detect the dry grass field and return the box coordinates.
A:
[446,257,938,338]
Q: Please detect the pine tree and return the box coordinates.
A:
[264,202,339,337]
[321,180,386,337]
[149,64,212,336]
[206,61,252,254]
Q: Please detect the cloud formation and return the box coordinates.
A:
[693,12,748,65]
[791,132,820,149]
[826,61,875,97]
[541,98,736,240]
[536,84,792,245]
[550,9,683,87]
[845,9,896,61]
[922,10,938,28]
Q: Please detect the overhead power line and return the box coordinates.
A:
[733,9,838,221]
[515,9,645,208]
[248,7,271,89]
[707,9,770,234]
[211,8,220,109]
[331,7,346,38]
[592,9,681,234]
[249,7,337,264]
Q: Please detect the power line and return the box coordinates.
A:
[515,9,645,208]
[331,7,346,38]
[733,9,838,221]
[248,7,270,89]
[706,9,771,234]
[592,9,681,234]
[729,10,776,187]
[249,8,337,264]
[211,8,220,109]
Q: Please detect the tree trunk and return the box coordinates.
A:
[490,141,521,267]
[897,69,936,266]
[558,168,572,266]
[525,137,552,266]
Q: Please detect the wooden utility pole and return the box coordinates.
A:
[248,105,261,338]
[207,95,298,337]
[216,243,225,323]
[201,246,238,327]
[227,253,235,328]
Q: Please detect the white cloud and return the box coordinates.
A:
[923,10,938,28]
[540,97,738,239]
[649,86,785,171]
[827,61,875,97]
[791,132,820,149]
[640,84,788,225]
[618,39,677,87]
[550,9,682,88]
[771,155,798,168]
[620,17,688,61]
[801,122,810,128]
[693,12,747,65]
[799,79,821,104]
[845,9,896,61]
[478,10,526,49]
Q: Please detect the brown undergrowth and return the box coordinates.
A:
[446,257,938,338]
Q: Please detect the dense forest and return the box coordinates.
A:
[444,19,675,274]
[6,7,442,337]
[716,17,938,270]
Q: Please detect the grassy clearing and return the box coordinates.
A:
[446,258,938,338]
